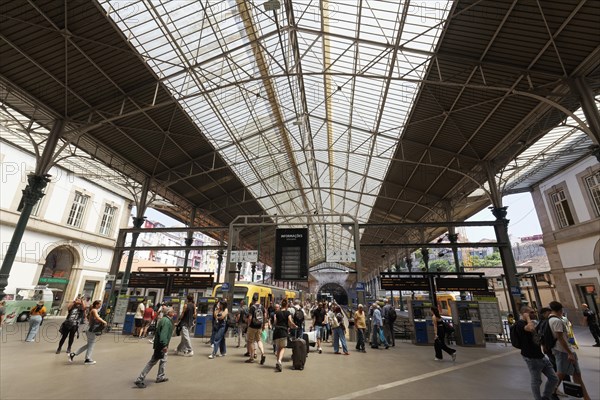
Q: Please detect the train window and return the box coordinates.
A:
[214,287,248,306]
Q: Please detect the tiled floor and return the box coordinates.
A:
[1,318,598,400]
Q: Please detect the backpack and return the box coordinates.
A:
[537,316,558,354]
[387,308,397,324]
[253,304,264,327]
[509,322,521,349]
[294,308,304,325]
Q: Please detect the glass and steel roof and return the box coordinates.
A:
[2,1,598,270]
[98,0,452,262]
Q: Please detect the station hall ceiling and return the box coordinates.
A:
[1,0,599,272]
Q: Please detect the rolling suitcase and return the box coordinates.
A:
[291,338,307,370]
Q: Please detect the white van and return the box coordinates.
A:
[3,286,54,324]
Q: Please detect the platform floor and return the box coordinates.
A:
[1,318,599,400]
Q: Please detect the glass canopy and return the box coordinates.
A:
[98,0,452,262]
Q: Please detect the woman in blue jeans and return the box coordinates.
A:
[332,305,349,355]
[25,301,47,342]
[69,300,107,365]
[209,300,228,359]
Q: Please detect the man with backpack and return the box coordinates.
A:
[382,299,396,347]
[245,293,266,365]
[514,306,558,400]
[291,299,304,339]
[548,301,591,400]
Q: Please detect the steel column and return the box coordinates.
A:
[0,119,63,300]
[120,178,150,296]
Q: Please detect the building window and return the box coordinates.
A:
[550,190,575,228]
[584,171,600,217]
[30,197,42,217]
[99,204,117,236]
[66,191,89,228]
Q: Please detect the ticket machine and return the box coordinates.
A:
[195,297,217,337]
[408,300,435,345]
[122,296,146,335]
[450,301,485,347]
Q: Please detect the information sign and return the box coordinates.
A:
[435,277,489,292]
[230,250,258,263]
[275,228,308,281]
[128,272,169,288]
[171,275,213,290]
[326,249,356,263]
[380,276,430,291]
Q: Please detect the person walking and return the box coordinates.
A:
[332,305,349,355]
[431,307,456,361]
[245,293,266,365]
[236,299,248,348]
[514,306,559,400]
[382,299,396,347]
[581,303,600,347]
[311,302,326,354]
[69,300,106,365]
[371,304,389,349]
[291,299,304,339]
[56,296,85,354]
[134,307,175,388]
[549,301,592,400]
[209,300,228,359]
[354,304,367,352]
[25,300,46,342]
[175,294,196,356]
[272,298,297,372]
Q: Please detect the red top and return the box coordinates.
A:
[143,307,155,320]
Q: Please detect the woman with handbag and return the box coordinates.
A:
[208,300,228,359]
[332,305,349,355]
[431,307,457,362]
[56,296,85,354]
[69,300,106,365]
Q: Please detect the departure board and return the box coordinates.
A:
[275,228,308,281]
[380,276,430,291]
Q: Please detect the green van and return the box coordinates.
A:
[3,286,54,324]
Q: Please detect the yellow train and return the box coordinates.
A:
[394,293,457,316]
[212,282,299,309]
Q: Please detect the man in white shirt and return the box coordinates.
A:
[134,299,147,337]
[548,301,591,400]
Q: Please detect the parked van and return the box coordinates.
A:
[3,286,54,324]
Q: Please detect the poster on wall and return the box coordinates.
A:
[477,300,503,335]
[112,295,129,325]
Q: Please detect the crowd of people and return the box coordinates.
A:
[513,301,596,400]
[9,294,598,397]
